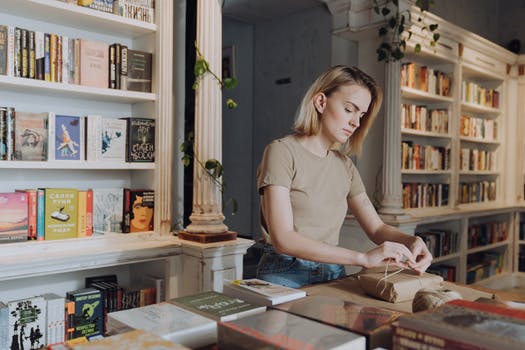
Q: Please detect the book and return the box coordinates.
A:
[0,302,8,350]
[42,293,66,346]
[275,295,404,350]
[15,189,38,240]
[121,117,155,162]
[79,39,108,88]
[13,111,49,161]
[122,188,154,233]
[66,287,104,340]
[92,187,123,233]
[52,114,83,161]
[169,291,267,322]
[44,188,79,240]
[121,49,152,92]
[100,118,126,162]
[107,302,216,349]
[393,324,486,350]
[8,296,46,350]
[396,299,525,350]
[222,278,306,306]
[217,309,366,350]
[143,274,165,304]
[0,192,28,243]
[69,329,190,350]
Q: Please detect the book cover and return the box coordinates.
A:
[92,187,123,233]
[223,278,306,306]
[8,296,46,350]
[122,117,155,162]
[0,302,7,350]
[15,189,37,240]
[121,49,152,92]
[218,309,366,350]
[44,188,79,240]
[143,274,165,304]
[169,291,267,322]
[122,188,154,233]
[67,288,104,340]
[70,329,190,350]
[77,190,87,237]
[13,111,48,161]
[79,39,108,88]
[397,299,525,350]
[101,118,126,162]
[107,302,216,349]
[0,192,28,243]
[42,293,66,346]
[0,25,7,75]
[53,114,83,161]
[275,295,404,350]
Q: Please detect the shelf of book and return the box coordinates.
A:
[0,0,156,37]
[458,136,500,145]
[432,252,461,264]
[401,128,452,139]
[459,170,500,176]
[401,86,455,103]
[0,75,156,103]
[0,161,155,169]
[466,240,510,255]
[460,102,501,115]
[401,170,451,175]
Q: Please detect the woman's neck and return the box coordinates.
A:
[297,135,331,158]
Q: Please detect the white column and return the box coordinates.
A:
[185,0,229,234]
[378,60,405,216]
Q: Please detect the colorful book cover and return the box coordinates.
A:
[85,189,93,236]
[13,111,48,161]
[44,188,78,240]
[36,189,45,241]
[101,118,126,162]
[66,288,104,340]
[8,296,46,350]
[92,188,123,233]
[0,192,28,243]
[42,293,66,346]
[122,117,155,162]
[222,278,306,306]
[122,189,154,233]
[169,291,266,322]
[54,114,82,160]
[15,189,37,240]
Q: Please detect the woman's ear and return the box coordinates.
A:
[313,92,327,114]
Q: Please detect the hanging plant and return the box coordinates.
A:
[374,0,440,62]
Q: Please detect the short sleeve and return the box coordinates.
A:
[346,157,366,198]
[257,140,294,194]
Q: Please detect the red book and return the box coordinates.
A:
[447,299,525,320]
[16,189,37,240]
[85,189,93,236]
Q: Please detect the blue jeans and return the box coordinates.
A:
[256,244,346,288]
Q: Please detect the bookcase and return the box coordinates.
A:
[326,0,525,287]
[0,0,179,303]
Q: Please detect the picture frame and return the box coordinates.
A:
[222,45,236,80]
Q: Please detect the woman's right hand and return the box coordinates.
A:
[363,241,416,269]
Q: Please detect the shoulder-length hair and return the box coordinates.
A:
[293,65,382,157]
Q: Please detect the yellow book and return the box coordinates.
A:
[77,190,87,237]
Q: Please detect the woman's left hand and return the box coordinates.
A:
[407,236,432,274]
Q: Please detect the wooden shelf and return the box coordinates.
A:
[0,0,156,37]
[467,240,510,254]
[461,101,501,115]
[401,128,452,139]
[402,169,451,175]
[432,252,461,263]
[0,161,155,170]
[459,136,500,145]
[0,75,156,103]
[459,170,499,176]
[401,86,454,103]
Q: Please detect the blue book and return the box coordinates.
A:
[54,115,82,161]
[36,189,45,241]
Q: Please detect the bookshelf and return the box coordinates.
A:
[325,0,524,286]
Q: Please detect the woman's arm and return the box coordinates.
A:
[263,185,414,269]
[347,192,433,273]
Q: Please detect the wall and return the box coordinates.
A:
[222,18,255,237]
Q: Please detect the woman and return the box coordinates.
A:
[256,65,432,288]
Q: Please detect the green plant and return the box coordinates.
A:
[181,44,239,215]
[374,0,440,62]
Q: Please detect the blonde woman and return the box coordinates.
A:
[256,65,432,288]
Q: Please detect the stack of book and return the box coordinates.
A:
[222,278,306,306]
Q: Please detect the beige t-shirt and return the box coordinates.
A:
[257,135,366,246]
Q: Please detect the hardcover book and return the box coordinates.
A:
[13,111,49,161]
[107,302,217,349]
[15,189,37,240]
[92,187,123,233]
[52,114,83,161]
[44,188,79,240]
[121,117,155,162]
[0,192,28,243]
[101,118,126,162]
[397,299,525,350]
[121,49,152,92]
[218,309,366,350]
[79,39,109,88]
[169,291,267,322]
[69,329,190,350]
[222,278,306,306]
[8,296,46,350]
[122,188,154,233]
[42,293,66,346]
[275,295,404,350]
[66,287,104,340]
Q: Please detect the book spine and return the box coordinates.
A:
[6,107,15,161]
[57,35,62,83]
[85,188,93,236]
[27,190,37,240]
[35,31,45,80]
[21,28,28,78]
[28,30,35,79]
[44,33,51,81]
[50,34,56,82]
[120,45,128,90]
[122,188,131,233]
[393,325,484,350]
[14,27,21,77]
[0,108,6,160]
[109,43,116,89]
[36,188,45,240]
[62,35,69,84]
[0,26,7,75]
[7,26,14,77]
[48,112,56,160]
[77,190,87,237]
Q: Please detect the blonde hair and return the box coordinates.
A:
[293,65,382,157]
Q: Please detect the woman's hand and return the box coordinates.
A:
[362,241,416,269]
[407,236,433,274]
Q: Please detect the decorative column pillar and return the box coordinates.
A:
[378,60,406,217]
[180,0,236,242]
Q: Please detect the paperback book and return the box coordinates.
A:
[122,188,154,233]
[8,296,46,350]
[44,188,79,240]
[51,114,83,161]
[66,287,104,340]
[0,192,28,243]
[92,187,123,233]
[223,278,306,306]
[13,111,49,161]
[169,291,266,322]
[121,117,155,162]
[70,329,190,350]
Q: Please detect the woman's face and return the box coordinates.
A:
[132,195,153,230]
[318,84,371,144]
